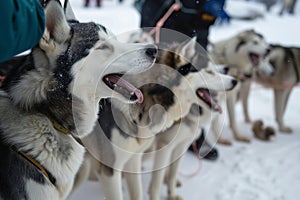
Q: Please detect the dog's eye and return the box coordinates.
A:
[178,63,197,75]
[178,64,191,75]
[206,70,214,75]
[96,43,110,50]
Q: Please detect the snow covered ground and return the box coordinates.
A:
[68,0,300,199]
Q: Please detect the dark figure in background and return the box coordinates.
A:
[258,0,278,12]
[85,0,102,7]
[140,0,229,49]
[280,0,298,15]
[139,0,230,160]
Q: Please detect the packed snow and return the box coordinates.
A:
[68,0,300,199]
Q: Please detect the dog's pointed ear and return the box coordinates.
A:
[40,0,71,51]
[238,29,255,39]
[181,37,197,58]
[63,0,77,21]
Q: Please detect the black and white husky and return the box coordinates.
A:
[0,1,156,199]
[75,38,237,200]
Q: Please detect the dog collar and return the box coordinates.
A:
[9,145,57,186]
[173,117,186,126]
[50,119,71,135]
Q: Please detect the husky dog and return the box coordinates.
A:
[209,29,273,78]
[209,29,274,144]
[75,38,237,200]
[0,1,156,199]
[241,44,300,133]
[148,64,236,200]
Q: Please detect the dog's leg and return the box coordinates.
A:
[211,114,232,145]
[240,80,252,123]
[166,144,186,200]
[124,154,143,200]
[71,155,91,193]
[96,167,123,200]
[149,145,172,200]
[274,88,293,133]
[227,92,251,143]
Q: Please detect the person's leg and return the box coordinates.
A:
[195,28,209,50]
[188,129,218,161]
[96,0,101,7]
[84,0,90,7]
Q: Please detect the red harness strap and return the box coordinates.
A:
[143,3,181,44]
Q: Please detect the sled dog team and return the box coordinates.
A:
[0,1,299,200]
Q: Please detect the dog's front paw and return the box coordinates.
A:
[235,135,251,143]
[175,179,182,188]
[218,138,232,146]
[245,117,251,123]
[279,126,293,133]
[168,195,183,200]
[164,178,182,188]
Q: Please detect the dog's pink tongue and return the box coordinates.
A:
[107,75,143,103]
[198,89,222,114]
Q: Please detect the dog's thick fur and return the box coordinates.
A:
[0,1,156,199]
[75,38,237,200]
[241,44,300,133]
[209,29,273,78]
[209,30,274,145]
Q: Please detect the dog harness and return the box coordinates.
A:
[173,117,187,125]
[50,118,71,135]
[17,150,57,185]
[13,119,72,186]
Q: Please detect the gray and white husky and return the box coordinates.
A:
[241,44,300,133]
[209,30,274,144]
[74,38,237,200]
[0,1,156,199]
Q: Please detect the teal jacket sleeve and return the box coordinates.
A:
[0,0,45,62]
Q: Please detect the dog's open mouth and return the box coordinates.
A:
[249,53,260,66]
[196,88,222,113]
[103,74,143,103]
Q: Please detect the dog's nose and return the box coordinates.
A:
[145,45,157,59]
[232,79,238,87]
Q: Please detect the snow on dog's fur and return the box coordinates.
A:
[0,1,156,199]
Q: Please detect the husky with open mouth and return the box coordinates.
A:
[148,63,237,200]
[0,1,156,199]
[241,44,300,133]
[209,29,273,78]
[74,37,237,200]
[208,29,274,144]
